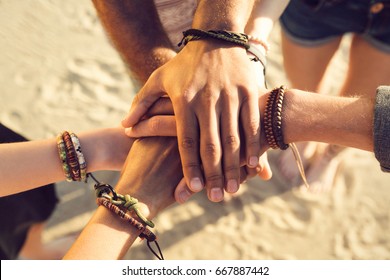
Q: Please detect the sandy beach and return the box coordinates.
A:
[1,0,389,260]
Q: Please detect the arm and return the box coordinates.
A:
[280,89,374,152]
[245,0,290,44]
[125,88,376,203]
[0,127,132,197]
[129,90,375,152]
[92,0,176,83]
[64,137,182,259]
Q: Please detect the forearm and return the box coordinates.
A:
[64,137,182,259]
[280,90,374,151]
[92,0,176,83]
[0,127,132,197]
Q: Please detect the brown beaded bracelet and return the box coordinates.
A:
[264,86,289,150]
[272,86,289,150]
[263,86,310,188]
[264,87,279,149]
[96,197,156,241]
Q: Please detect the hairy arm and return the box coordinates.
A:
[92,0,176,83]
[281,89,374,151]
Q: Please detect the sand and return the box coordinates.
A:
[1,0,389,260]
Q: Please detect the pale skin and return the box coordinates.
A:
[280,5,390,189]
[0,127,132,198]
[94,0,289,202]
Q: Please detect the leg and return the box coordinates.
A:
[279,31,342,182]
[301,34,390,192]
[339,35,390,98]
[281,31,342,92]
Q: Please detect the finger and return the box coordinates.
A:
[125,116,177,137]
[198,107,224,202]
[240,90,261,169]
[220,92,240,194]
[257,153,273,180]
[146,97,174,117]
[176,107,204,195]
[174,178,195,204]
[122,72,165,128]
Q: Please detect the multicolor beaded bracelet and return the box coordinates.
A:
[56,133,73,182]
[56,131,87,182]
[70,132,87,182]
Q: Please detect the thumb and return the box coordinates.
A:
[121,72,164,128]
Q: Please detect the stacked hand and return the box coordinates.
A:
[122,41,271,203]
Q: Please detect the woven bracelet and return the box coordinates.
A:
[90,174,163,260]
[178,28,250,49]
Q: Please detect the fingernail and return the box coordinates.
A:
[190,177,203,192]
[178,189,191,203]
[249,156,258,168]
[227,179,238,193]
[210,188,223,202]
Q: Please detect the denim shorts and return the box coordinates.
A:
[280,0,390,53]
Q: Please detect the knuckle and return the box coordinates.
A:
[183,161,201,169]
[224,164,240,175]
[223,135,240,150]
[139,97,155,111]
[205,173,224,184]
[247,118,260,135]
[202,142,220,157]
[148,117,161,133]
[246,135,260,148]
[181,137,196,150]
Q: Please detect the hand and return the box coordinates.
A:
[122,40,264,202]
[115,137,183,219]
[126,93,273,204]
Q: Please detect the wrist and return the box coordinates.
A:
[259,88,303,148]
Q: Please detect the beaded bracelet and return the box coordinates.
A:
[264,86,310,189]
[56,133,73,182]
[56,131,87,182]
[62,131,81,181]
[178,28,250,49]
[91,174,163,260]
[70,132,87,182]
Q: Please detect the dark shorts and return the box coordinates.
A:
[0,124,58,259]
[280,0,390,53]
